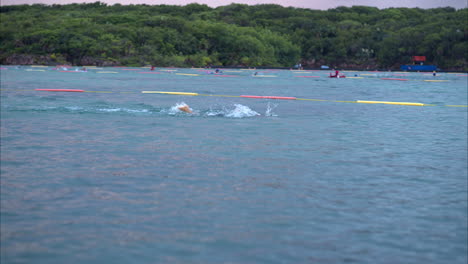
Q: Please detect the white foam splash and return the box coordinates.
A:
[265,102,278,117]
[65,106,84,111]
[67,106,149,113]
[204,104,260,118]
[205,107,224,117]
[98,108,122,112]
[225,104,260,118]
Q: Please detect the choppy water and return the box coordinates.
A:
[1,66,467,264]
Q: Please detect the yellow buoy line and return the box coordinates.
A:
[135,91,467,107]
[1,88,466,108]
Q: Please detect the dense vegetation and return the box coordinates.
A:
[0,2,467,70]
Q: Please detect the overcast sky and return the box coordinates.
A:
[1,0,466,10]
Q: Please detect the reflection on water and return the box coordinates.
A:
[1,67,467,264]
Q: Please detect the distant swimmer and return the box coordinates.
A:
[178,104,192,113]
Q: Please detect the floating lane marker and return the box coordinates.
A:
[295,76,320,78]
[334,100,358,103]
[97,71,118,74]
[381,78,408,81]
[356,100,425,106]
[347,77,364,79]
[198,94,241,98]
[240,95,296,100]
[36,89,85,92]
[138,72,162,74]
[142,91,199,96]
[253,75,277,78]
[26,69,45,72]
[29,88,467,108]
[84,91,114,93]
[212,75,238,77]
[176,73,199,76]
[31,65,48,68]
[424,80,449,82]
[296,98,329,102]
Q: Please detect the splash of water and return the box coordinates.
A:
[225,104,260,118]
[205,104,260,118]
[265,102,278,117]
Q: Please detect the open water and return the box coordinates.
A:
[1,66,467,264]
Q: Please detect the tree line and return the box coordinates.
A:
[0,2,466,70]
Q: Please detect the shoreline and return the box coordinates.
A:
[1,64,466,73]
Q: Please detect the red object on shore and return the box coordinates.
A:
[35,89,85,92]
[412,56,426,62]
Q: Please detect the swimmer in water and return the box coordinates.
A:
[177,104,192,113]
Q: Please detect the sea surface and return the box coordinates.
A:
[1,66,467,264]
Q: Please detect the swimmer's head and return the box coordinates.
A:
[178,105,192,113]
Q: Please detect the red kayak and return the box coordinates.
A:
[329,74,346,78]
[329,70,345,78]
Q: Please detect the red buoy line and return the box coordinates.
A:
[28,89,467,107]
